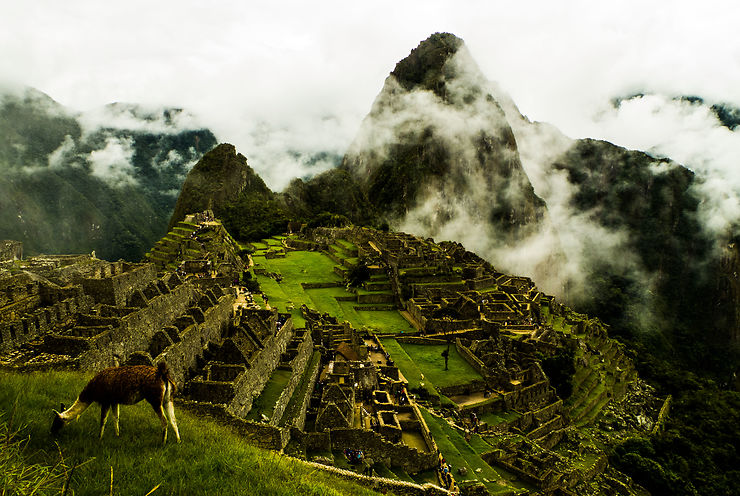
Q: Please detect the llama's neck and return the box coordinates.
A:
[60,398,90,421]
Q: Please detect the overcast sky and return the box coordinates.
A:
[2,0,740,192]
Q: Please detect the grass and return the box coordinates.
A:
[541,306,572,334]
[480,411,521,426]
[279,352,320,428]
[418,407,524,495]
[0,370,390,496]
[397,343,482,388]
[253,246,413,335]
[246,369,292,421]
[1,408,68,496]
[378,339,438,400]
[334,239,356,251]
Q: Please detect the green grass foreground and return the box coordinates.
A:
[0,370,389,496]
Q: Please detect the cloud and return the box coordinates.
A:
[2,1,738,193]
[1,1,738,306]
[47,135,78,169]
[77,104,206,136]
[587,94,740,240]
[87,136,138,187]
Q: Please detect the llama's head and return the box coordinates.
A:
[50,403,66,434]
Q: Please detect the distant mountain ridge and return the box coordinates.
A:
[0,86,217,260]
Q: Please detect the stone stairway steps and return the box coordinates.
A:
[576,393,612,427]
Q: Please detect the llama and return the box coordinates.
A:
[51,362,181,444]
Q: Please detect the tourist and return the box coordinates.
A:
[363,456,374,476]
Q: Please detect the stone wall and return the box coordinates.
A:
[437,380,487,399]
[502,380,551,411]
[179,400,290,450]
[299,460,449,496]
[289,352,322,431]
[81,263,157,307]
[329,427,438,474]
[0,241,22,261]
[226,314,295,418]
[455,338,489,378]
[158,288,235,386]
[425,318,478,334]
[107,280,201,364]
[466,276,496,290]
[0,293,94,353]
[357,292,394,304]
[270,331,314,426]
[532,400,563,424]
[43,277,207,373]
[396,337,447,346]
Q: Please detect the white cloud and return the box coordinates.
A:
[1,1,738,192]
[47,135,77,169]
[78,104,205,136]
[587,94,740,240]
[87,136,137,187]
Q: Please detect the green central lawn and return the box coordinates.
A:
[378,339,436,397]
[253,246,413,334]
[0,370,388,496]
[398,343,482,388]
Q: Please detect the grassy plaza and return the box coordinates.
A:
[252,242,414,334]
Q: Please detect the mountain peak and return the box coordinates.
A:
[167,143,271,231]
[390,32,465,92]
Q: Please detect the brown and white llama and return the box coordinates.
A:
[51,362,181,444]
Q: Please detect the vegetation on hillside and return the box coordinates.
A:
[610,388,740,496]
[0,87,217,261]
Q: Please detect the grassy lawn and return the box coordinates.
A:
[335,239,356,251]
[398,343,482,388]
[0,370,389,496]
[378,339,438,400]
[253,247,413,335]
[480,410,521,426]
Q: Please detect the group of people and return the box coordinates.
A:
[438,455,456,490]
[343,448,374,476]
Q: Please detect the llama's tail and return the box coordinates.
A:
[156,362,176,394]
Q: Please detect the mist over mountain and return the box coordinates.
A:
[342,33,548,246]
[0,86,217,260]
[172,34,739,378]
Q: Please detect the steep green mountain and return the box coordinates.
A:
[281,168,377,227]
[0,87,217,260]
[547,139,731,370]
[169,143,289,240]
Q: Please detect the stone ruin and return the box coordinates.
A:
[285,225,654,495]
[0,221,661,496]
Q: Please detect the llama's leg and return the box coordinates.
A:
[99,404,111,440]
[113,404,120,436]
[164,399,181,443]
[149,401,168,444]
